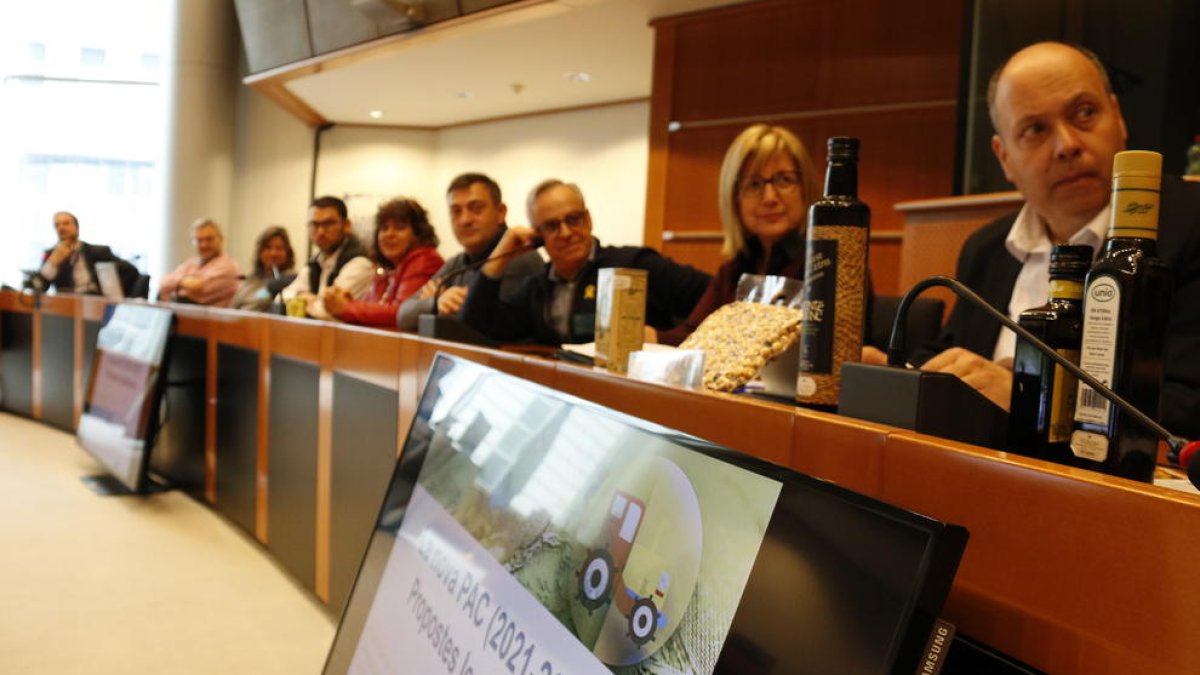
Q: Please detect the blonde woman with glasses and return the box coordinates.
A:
[658,124,819,345]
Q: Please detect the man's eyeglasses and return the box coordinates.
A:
[309,218,343,230]
[535,210,589,236]
[738,171,802,199]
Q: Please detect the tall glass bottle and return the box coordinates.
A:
[1007,244,1091,462]
[1070,150,1171,482]
[796,137,870,408]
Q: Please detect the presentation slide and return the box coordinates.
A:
[344,370,782,675]
[76,304,173,491]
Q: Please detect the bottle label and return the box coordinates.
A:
[1048,349,1080,443]
[1109,183,1160,239]
[798,238,839,375]
[1074,276,1120,429]
[1071,429,1110,461]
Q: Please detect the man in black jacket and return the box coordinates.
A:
[35,211,138,296]
[462,179,711,345]
[914,42,1200,439]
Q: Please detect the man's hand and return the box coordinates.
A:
[436,286,468,315]
[481,226,538,280]
[861,345,888,365]
[417,278,440,300]
[179,275,203,292]
[921,347,1013,411]
[322,286,350,316]
[47,241,74,266]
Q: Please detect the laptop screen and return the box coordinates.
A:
[324,354,966,675]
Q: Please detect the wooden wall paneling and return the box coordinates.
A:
[648,0,964,295]
[643,18,676,251]
[879,431,1200,675]
[665,1,824,123]
[895,192,1023,312]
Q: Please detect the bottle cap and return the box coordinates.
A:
[1112,150,1162,178]
[1049,244,1093,278]
[827,137,859,160]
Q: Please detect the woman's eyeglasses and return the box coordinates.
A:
[738,171,802,199]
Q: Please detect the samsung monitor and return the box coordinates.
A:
[76,303,175,493]
[324,354,968,675]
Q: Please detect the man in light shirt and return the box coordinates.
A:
[280,195,374,319]
[913,41,1200,439]
[158,218,241,306]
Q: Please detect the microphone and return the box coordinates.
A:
[430,234,543,313]
[418,234,543,347]
[884,276,1192,459]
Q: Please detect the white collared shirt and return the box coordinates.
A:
[992,204,1109,362]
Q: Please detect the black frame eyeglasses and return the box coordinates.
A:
[535,210,589,236]
[738,171,802,199]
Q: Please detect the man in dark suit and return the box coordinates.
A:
[35,211,138,296]
[462,179,711,345]
[914,41,1200,439]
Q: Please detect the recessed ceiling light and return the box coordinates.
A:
[455,90,475,100]
[368,110,383,119]
[563,71,592,83]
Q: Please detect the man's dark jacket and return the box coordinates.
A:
[37,242,140,296]
[461,241,712,345]
[913,176,1200,438]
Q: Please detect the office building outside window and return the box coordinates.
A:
[0,0,167,289]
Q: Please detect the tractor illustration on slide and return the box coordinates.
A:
[577,490,671,646]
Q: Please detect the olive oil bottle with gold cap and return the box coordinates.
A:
[1070,150,1172,482]
[1007,244,1091,463]
[796,137,870,408]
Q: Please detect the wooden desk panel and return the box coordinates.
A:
[331,325,401,392]
[551,365,795,467]
[881,431,1200,675]
[790,410,889,496]
[4,290,1198,674]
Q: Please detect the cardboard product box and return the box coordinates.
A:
[594,267,647,374]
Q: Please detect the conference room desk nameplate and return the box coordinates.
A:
[2,291,1198,675]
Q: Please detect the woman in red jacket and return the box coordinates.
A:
[323,198,443,327]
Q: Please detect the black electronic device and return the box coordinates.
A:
[75,303,176,494]
[842,276,1193,462]
[420,235,544,345]
[323,354,969,675]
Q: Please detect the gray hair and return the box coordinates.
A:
[526,179,586,223]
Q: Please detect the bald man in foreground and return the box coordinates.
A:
[912,41,1200,439]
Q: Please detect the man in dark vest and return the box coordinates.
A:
[34,211,139,296]
[281,195,373,319]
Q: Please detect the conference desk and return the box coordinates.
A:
[2,289,1198,674]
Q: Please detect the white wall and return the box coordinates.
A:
[434,101,650,247]
[227,99,650,265]
[229,87,312,270]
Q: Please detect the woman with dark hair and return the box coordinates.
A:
[323,197,443,326]
[231,225,296,311]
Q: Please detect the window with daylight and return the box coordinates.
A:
[0,0,168,289]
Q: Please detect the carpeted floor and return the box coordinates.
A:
[0,413,335,674]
